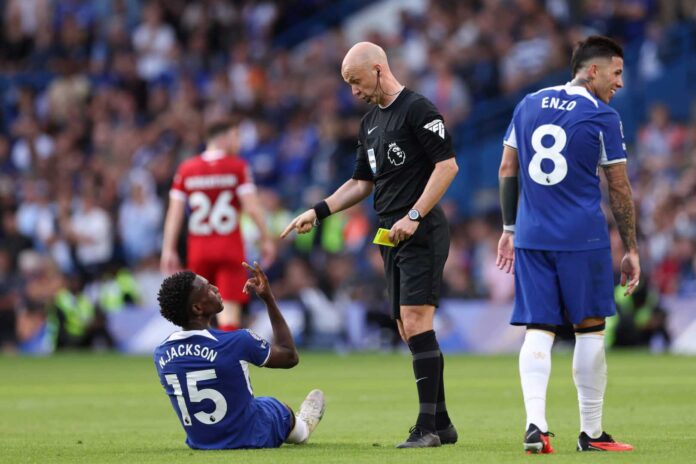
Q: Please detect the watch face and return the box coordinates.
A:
[408,209,419,220]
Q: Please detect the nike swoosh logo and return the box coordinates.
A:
[367,126,378,135]
[416,377,428,383]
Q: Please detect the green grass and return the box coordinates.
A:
[1,351,695,463]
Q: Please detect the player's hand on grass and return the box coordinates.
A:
[620,251,641,296]
[280,209,317,238]
[496,232,515,274]
[160,249,182,275]
[242,261,273,301]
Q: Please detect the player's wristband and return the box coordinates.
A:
[500,176,518,230]
[503,224,516,233]
[313,200,331,224]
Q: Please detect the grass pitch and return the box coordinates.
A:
[1,350,695,463]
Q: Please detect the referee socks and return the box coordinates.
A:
[436,351,452,430]
[408,330,442,432]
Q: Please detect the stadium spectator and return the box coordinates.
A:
[117,171,163,266]
[496,36,638,453]
[132,2,176,81]
[64,183,113,280]
[2,207,32,270]
[637,103,686,178]
[418,49,471,127]
[282,41,458,448]
[47,272,114,350]
[10,117,54,174]
[0,135,16,176]
[0,247,20,352]
[608,277,670,350]
[154,262,325,450]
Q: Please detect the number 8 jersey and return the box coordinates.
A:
[503,83,627,251]
[170,150,255,262]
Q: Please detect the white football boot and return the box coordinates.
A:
[297,389,326,442]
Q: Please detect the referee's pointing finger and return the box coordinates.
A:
[280,220,296,239]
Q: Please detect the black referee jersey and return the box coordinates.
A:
[352,88,455,218]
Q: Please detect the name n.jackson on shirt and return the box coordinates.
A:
[158,343,219,368]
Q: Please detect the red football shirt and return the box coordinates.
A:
[170,150,255,263]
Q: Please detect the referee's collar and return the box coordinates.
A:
[379,86,406,109]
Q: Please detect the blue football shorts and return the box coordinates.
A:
[511,247,616,326]
[251,397,294,448]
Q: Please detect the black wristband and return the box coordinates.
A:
[499,176,519,227]
[313,200,331,222]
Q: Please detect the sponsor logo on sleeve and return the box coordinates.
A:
[424,119,445,139]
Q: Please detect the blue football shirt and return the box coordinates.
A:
[503,83,627,251]
[153,328,274,449]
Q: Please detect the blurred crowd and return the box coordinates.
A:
[0,0,695,353]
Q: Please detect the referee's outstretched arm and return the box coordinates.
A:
[280,179,373,238]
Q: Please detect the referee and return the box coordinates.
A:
[281,42,459,448]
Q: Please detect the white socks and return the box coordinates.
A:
[520,328,608,438]
[285,415,310,444]
[573,332,607,439]
[519,330,555,432]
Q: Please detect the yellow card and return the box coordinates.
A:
[373,228,398,247]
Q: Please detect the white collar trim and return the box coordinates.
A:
[530,83,599,108]
[166,329,218,343]
[563,82,599,107]
[201,150,226,161]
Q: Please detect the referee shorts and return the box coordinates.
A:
[378,205,450,319]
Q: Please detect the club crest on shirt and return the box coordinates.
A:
[387,142,406,166]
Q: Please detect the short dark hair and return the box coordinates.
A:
[571,36,624,77]
[158,271,197,327]
[206,119,236,141]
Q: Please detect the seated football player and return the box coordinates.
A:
[154,261,325,449]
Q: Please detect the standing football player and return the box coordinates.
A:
[496,36,639,453]
[161,120,276,331]
[154,262,325,449]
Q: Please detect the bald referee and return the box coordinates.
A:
[281,42,459,448]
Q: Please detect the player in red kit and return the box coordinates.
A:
[161,120,276,331]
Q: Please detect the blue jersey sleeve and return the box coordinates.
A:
[503,100,523,149]
[503,121,517,149]
[236,329,272,367]
[598,110,627,165]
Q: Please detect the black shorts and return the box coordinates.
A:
[379,205,450,319]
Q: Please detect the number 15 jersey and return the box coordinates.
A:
[154,329,275,449]
[503,83,627,251]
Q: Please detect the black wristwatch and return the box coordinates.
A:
[407,209,422,222]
